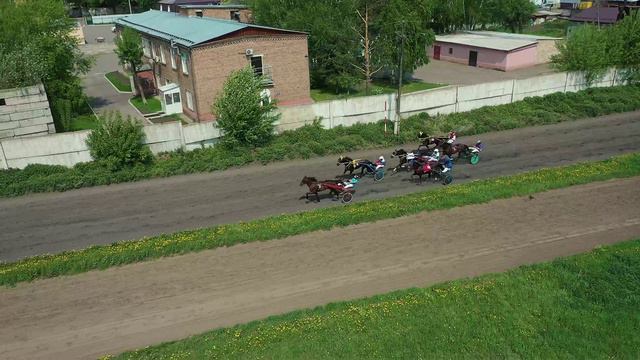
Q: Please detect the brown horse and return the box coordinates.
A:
[300,176,341,202]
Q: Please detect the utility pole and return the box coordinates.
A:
[395,26,404,136]
[128,0,133,14]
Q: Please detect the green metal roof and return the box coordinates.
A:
[116,10,303,48]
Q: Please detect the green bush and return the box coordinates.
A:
[1,85,640,198]
[86,112,152,171]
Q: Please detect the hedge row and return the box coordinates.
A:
[1,153,639,287]
[1,85,640,198]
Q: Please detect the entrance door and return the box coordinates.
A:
[468,51,478,67]
[433,45,441,60]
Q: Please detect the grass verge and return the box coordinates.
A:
[130,96,162,114]
[1,153,639,287]
[68,114,98,131]
[108,238,640,359]
[105,71,132,92]
[1,85,640,198]
[310,80,444,102]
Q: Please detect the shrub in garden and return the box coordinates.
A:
[212,66,280,148]
[86,112,152,170]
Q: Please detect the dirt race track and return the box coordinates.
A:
[0,111,640,262]
[1,178,639,359]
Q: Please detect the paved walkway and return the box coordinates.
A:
[81,50,144,121]
[414,59,556,85]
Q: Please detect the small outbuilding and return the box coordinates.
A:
[430,31,562,72]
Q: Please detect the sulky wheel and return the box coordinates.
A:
[374,170,384,182]
[341,192,353,203]
[469,153,480,165]
[442,173,454,185]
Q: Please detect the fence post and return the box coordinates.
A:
[0,140,9,170]
[177,119,187,151]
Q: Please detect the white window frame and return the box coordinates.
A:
[160,46,166,64]
[186,90,194,111]
[181,52,190,75]
[142,38,151,58]
[170,47,177,69]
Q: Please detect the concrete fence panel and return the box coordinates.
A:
[183,122,220,151]
[142,122,182,154]
[457,79,514,102]
[1,130,91,169]
[512,72,568,101]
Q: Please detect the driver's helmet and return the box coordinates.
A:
[378,156,385,162]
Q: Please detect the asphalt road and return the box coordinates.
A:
[1,111,639,262]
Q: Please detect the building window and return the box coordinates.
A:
[181,52,189,75]
[449,48,453,55]
[250,55,263,76]
[173,92,181,103]
[165,93,173,105]
[142,38,151,58]
[160,46,166,64]
[170,47,177,69]
[231,11,240,21]
[186,91,194,111]
[195,10,203,17]
[0,98,5,106]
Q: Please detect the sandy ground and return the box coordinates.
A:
[0,177,639,360]
[0,111,639,261]
[413,59,555,85]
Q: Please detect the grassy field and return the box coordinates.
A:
[310,80,444,102]
[130,96,161,114]
[68,114,98,131]
[105,71,132,92]
[109,238,640,359]
[1,153,639,287]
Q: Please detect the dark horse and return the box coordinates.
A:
[337,156,373,176]
[300,176,341,202]
[390,148,415,173]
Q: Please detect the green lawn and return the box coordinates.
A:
[311,80,444,102]
[130,96,162,114]
[149,113,188,125]
[68,114,98,131]
[111,238,640,359]
[105,71,132,92]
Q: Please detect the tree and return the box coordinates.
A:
[115,28,147,103]
[551,25,611,85]
[372,0,435,75]
[212,67,280,148]
[0,0,93,132]
[487,0,535,33]
[609,12,640,83]
[86,112,152,170]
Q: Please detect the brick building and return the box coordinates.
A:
[116,10,311,122]
[178,4,252,23]
[158,0,219,13]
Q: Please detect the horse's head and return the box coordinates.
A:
[337,156,352,166]
[300,176,318,186]
[391,149,407,158]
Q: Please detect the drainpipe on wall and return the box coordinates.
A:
[189,48,200,122]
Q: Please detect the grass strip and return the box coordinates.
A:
[310,80,444,101]
[1,85,640,198]
[107,238,640,359]
[1,153,639,287]
[105,71,132,92]
[130,96,162,114]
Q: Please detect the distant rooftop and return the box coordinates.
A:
[116,10,304,48]
[435,33,537,52]
[464,31,562,41]
[179,4,249,9]
[159,0,220,5]
[570,7,620,24]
